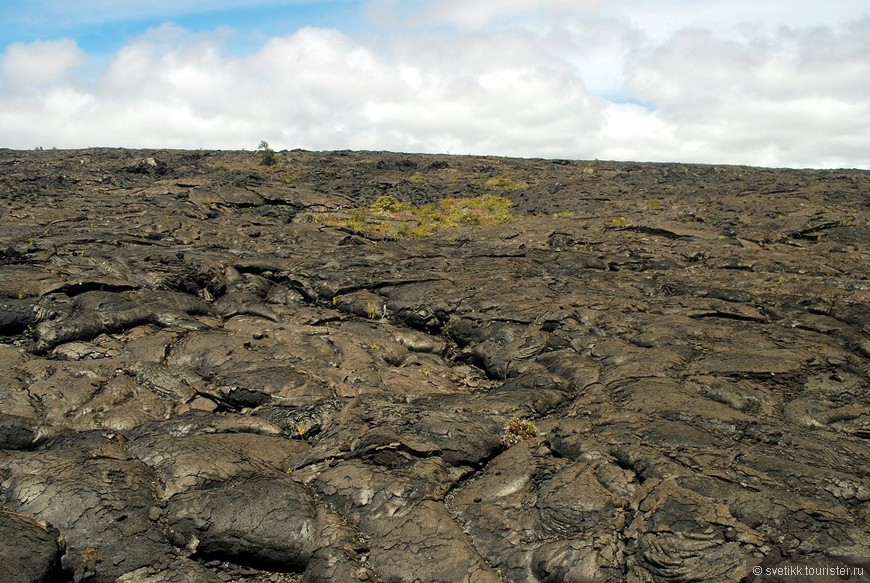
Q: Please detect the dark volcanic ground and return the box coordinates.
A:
[0,148,868,583]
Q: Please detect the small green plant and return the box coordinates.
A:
[366,301,380,320]
[439,194,514,224]
[609,216,627,228]
[369,195,410,213]
[397,222,412,238]
[313,194,515,239]
[485,177,524,190]
[501,417,539,447]
[258,140,277,166]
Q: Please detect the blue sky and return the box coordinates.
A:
[1,1,869,168]
[0,1,365,55]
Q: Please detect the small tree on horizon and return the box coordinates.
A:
[258,141,277,166]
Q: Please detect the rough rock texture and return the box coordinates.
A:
[1,148,868,582]
[0,509,64,583]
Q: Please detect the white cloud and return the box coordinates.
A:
[0,2,868,168]
[1,38,87,86]
[620,19,870,167]
[598,103,677,160]
[407,0,594,29]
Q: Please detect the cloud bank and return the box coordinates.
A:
[1,1,868,168]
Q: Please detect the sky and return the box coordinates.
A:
[1,1,868,168]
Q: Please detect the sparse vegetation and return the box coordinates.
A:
[485,177,524,190]
[369,195,410,213]
[609,216,627,228]
[501,417,539,447]
[211,148,288,174]
[312,194,516,239]
[838,214,856,226]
